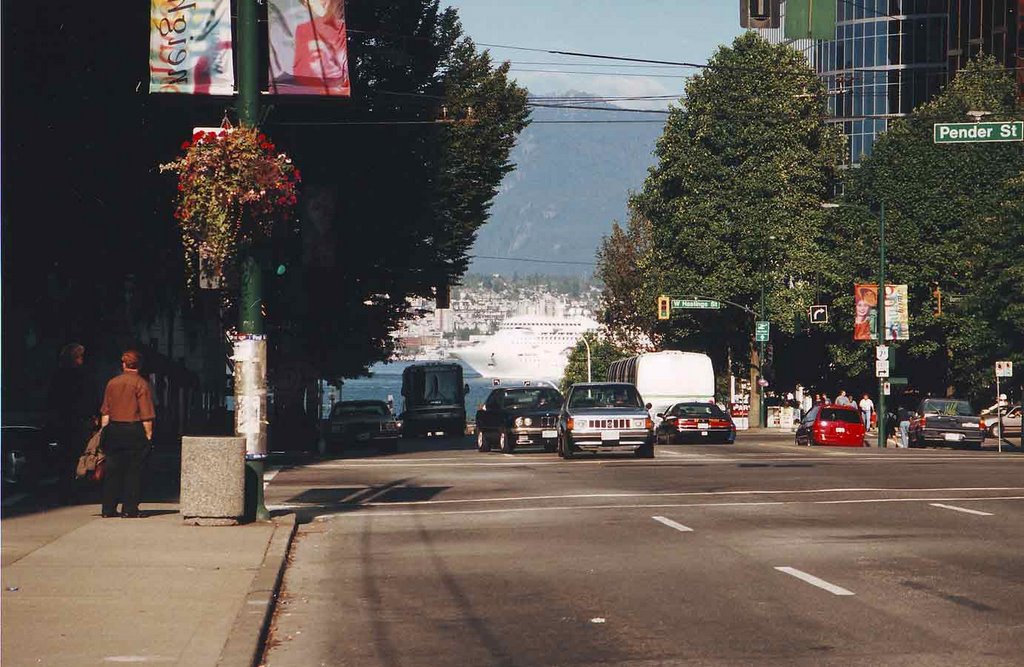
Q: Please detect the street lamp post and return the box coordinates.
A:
[759,285,767,427]
[581,335,592,383]
[823,201,887,448]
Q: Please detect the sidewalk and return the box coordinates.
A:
[2,495,295,667]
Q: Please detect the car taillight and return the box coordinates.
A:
[567,417,574,430]
[979,418,986,430]
[645,417,653,430]
[920,417,926,429]
[710,419,730,427]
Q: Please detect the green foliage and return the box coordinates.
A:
[822,56,1024,403]
[560,333,629,393]
[596,211,660,352]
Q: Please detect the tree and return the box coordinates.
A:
[595,209,660,352]
[560,333,628,393]
[823,56,1024,403]
[628,33,843,418]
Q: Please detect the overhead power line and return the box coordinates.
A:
[471,255,597,266]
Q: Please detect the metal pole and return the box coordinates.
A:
[877,202,886,448]
[996,372,1002,453]
[759,286,766,428]
[236,0,269,521]
[582,335,592,383]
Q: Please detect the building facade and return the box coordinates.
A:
[755,0,1023,164]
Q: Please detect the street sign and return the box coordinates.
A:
[996,361,1013,377]
[875,345,889,362]
[934,121,1023,144]
[875,359,890,377]
[671,298,722,310]
[883,382,891,396]
[888,376,908,385]
[755,321,770,342]
[809,305,828,324]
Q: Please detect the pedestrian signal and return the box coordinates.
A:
[657,296,671,320]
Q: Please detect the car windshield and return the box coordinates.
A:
[921,399,974,417]
[672,404,727,418]
[820,408,862,424]
[568,385,642,409]
[332,403,388,417]
[502,388,562,410]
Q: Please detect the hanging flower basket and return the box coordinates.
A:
[160,125,300,288]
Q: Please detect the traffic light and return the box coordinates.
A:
[932,285,942,317]
[739,0,780,29]
[657,295,671,320]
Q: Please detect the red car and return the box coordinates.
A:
[795,404,865,447]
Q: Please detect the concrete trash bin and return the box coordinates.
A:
[180,436,246,525]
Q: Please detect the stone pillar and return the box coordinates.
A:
[181,436,246,525]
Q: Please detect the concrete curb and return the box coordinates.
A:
[217,514,298,667]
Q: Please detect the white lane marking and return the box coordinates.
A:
[775,567,854,596]
[930,503,993,516]
[315,495,1024,520]
[353,486,1024,508]
[652,515,693,532]
[1,493,28,508]
[654,449,709,458]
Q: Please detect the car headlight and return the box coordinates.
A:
[523,417,533,426]
[514,417,523,427]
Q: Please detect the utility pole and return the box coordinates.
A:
[876,202,887,448]
[235,0,270,521]
[759,286,767,427]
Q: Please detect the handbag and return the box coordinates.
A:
[76,428,106,480]
[91,458,106,482]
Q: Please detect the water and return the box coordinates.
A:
[333,360,559,421]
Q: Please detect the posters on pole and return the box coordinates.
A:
[149,0,234,95]
[854,284,910,341]
[269,0,352,96]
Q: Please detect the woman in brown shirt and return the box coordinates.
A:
[99,349,155,518]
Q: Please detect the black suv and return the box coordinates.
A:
[908,398,986,449]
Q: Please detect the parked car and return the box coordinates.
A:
[322,400,400,454]
[794,404,866,447]
[474,385,563,454]
[557,382,654,459]
[982,404,1021,438]
[2,425,59,487]
[908,397,985,449]
[655,402,735,444]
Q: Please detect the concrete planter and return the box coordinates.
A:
[180,436,245,525]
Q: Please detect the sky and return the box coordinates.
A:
[444,1,745,109]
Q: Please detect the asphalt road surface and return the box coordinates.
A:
[261,433,1024,666]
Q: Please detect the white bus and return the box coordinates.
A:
[607,351,715,422]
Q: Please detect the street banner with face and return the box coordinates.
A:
[269,0,352,96]
[149,0,234,95]
[854,284,910,341]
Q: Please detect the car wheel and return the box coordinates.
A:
[317,437,329,456]
[988,424,1000,439]
[635,442,655,459]
[476,429,491,452]
[499,430,514,454]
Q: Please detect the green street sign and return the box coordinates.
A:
[671,298,722,310]
[887,377,908,385]
[755,320,770,342]
[934,121,1023,144]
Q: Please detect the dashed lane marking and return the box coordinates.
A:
[652,515,694,532]
[775,567,855,596]
[930,503,994,516]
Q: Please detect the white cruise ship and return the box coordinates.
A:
[450,315,600,380]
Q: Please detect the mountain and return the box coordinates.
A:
[468,93,666,277]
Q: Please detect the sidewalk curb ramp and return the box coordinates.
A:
[217,513,298,667]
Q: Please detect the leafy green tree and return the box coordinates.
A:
[560,333,628,393]
[627,33,843,418]
[595,209,661,352]
[823,56,1024,402]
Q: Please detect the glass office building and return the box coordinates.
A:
[756,1,1023,164]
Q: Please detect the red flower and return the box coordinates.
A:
[181,141,191,150]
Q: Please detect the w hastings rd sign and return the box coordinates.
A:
[934,121,1023,144]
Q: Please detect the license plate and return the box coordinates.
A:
[698,422,710,429]
[542,430,557,439]
[601,430,620,441]
[700,430,709,436]
[944,433,963,441]
[836,427,846,433]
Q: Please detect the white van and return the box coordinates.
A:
[607,351,715,423]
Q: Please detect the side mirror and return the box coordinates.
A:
[478,404,486,411]
[645,403,652,410]
[464,383,471,395]
[656,413,665,419]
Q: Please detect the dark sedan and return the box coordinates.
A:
[558,382,654,459]
[475,386,563,454]
[322,400,400,454]
[2,425,59,487]
[655,402,736,444]
[909,397,985,449]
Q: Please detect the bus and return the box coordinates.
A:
[400,362,469,437]
[607,351,715,422]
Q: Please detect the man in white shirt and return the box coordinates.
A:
[858,393,875,430]
[835,390,853,407]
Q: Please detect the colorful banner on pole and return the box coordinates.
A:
[783,0,837,40]
[269,0,352,96]
[149,0,234,95]
[854,284,909,341]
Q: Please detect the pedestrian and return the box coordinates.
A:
[800,392,813,418]
[99,349,156,518]
[859,392,875,431]
[835,390,852,406]
[897,405,911,448]
[47,343,98,504]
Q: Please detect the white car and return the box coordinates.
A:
[984,405,1021,438]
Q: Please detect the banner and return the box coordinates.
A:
[149,0,234,95]
[783,0,837,40]
[854,284,910,341]
[269,0,351,96]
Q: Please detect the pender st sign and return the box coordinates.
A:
[934,121,1023,144]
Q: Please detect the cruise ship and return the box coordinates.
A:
[450,315,600,380]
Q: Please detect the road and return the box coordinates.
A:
[261,433,1024,666]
